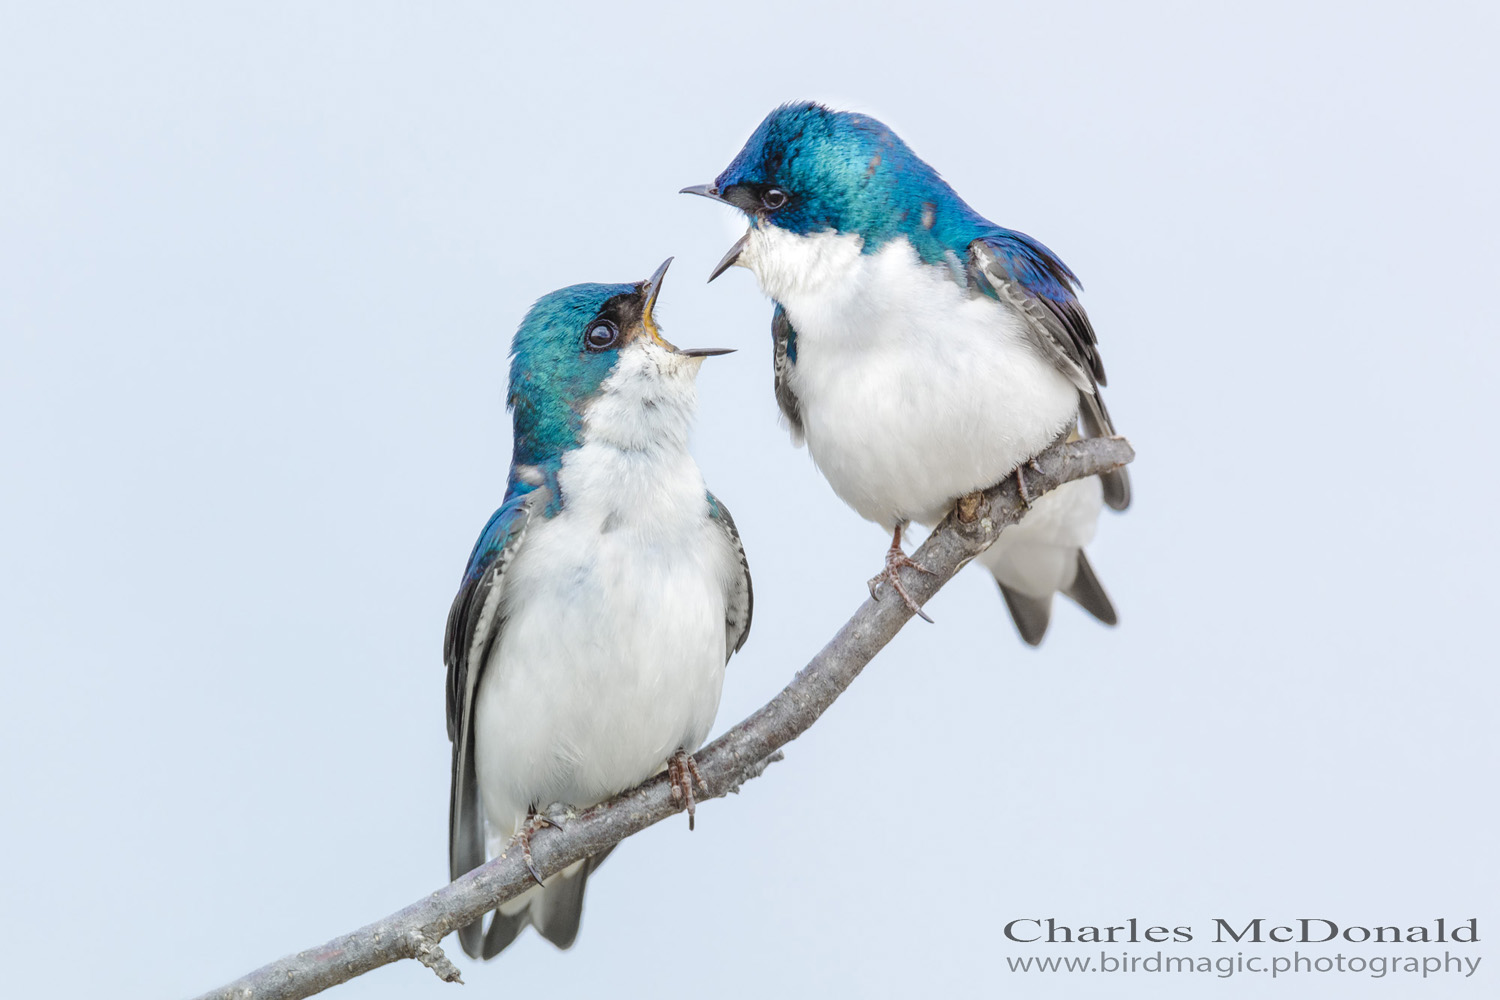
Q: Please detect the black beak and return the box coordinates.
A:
[679,347,736,357]
[639,256,674,350]
[681,184,750,283]
[679,184,731,205]
[707,232,751,283]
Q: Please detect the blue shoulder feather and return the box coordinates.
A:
[975,229,1081,305]
[969,230,1106,388]
[444,491,539,739]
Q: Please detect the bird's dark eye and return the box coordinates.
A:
[761,188,788,210]
[584,320,619,351]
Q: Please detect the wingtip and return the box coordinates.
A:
[1102,467,1132,512]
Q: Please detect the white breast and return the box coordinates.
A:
[471,348,736,850]
[742,228,1080,529]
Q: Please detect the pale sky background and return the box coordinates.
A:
[3,3,1497,998]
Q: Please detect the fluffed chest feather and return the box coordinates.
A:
[471,443,735,844]
[768,236,1081,528]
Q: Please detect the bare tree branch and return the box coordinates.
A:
[193,435,1135,1000]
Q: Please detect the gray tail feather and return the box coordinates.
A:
[532,877,589,950]
[996,550,1118,645]
[1078,391,1131,512]
[481,844,617,958]
[530,852,602,950]
[1062,550,1118,626]
[997,582,1053,647]
[480,908,528,958]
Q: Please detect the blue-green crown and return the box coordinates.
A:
[714,101,996,263]
[506,281,637,488]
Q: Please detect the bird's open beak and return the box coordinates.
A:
[680,184,751,284]
[640,257,675,350]
[639,257,735,359]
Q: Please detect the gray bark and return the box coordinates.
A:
[194,435,1134,1000]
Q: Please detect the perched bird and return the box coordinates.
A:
[683,102,1128,644]
[444,260,752,958]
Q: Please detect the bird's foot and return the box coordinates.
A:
[667,750,709,831]
[509,808,560,887]
[867,525,936,623]
[1014,458,1044,508]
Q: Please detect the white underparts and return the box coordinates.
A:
[472,339,736,857]
[741,228,1082,529]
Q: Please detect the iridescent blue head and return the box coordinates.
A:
[682,102,994,271]
[505,259,733,500]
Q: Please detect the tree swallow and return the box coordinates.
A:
[683,102,1128,643]
[445,259,753,958]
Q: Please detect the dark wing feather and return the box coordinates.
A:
[969,232,1131,510]
[770,304,804,443]
[706,492,753,661]
[443,488,544,959]
[968,231,1105,391]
